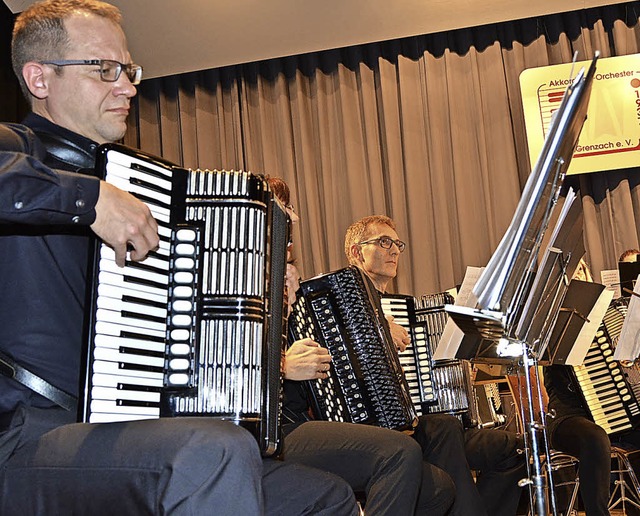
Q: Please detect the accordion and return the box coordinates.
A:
[414,292,477,424]
[79,144,288,457]
[383,292,509,429]
[572,296,640,435]
[288,266,418,432]
[379,293,437,413]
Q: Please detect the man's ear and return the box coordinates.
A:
[349,244,362,264]
[22,62,50,100]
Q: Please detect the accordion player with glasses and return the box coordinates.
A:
[288,266,418,432]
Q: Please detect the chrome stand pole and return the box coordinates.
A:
[518,343,557,516]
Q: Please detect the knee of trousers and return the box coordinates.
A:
[162,419,263,478]
[380,432,424,472]
[154,420,265,513]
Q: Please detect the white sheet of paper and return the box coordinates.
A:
[565,288,614,365]
[433,266,483,360]
[600,269,621,299]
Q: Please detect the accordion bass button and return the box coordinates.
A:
[176,229,196,241]
[175,243,195,255]
[171,329,190,341]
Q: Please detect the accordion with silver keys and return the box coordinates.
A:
[79,143,288,457]
[288,266,418,432]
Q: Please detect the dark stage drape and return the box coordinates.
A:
[2,8,638,507]
[42,3,640,296]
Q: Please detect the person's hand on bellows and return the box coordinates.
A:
[91,181,159,267]
[283,338,332,381]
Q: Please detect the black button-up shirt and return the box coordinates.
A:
[0,114,101,413]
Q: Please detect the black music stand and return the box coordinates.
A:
[619,261,640,297]
[446,189,585,365]
[545,279,610,365]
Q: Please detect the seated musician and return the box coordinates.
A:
[344,214,527,516]
[544,258,640,516]
[267,176,456,515]
[0,2,359,514]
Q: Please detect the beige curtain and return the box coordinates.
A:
[126,2,640,298]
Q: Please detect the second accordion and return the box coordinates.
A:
[288,266,418,432]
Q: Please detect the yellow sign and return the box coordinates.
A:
[520,54,640,175]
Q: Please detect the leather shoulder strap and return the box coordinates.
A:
[0,351,76,411]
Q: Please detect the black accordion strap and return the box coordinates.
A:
[36,131,95,171]
[0,351,76,411]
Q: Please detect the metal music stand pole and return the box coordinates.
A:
[516,346,557,516]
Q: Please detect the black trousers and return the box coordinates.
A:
[283,420,455,516]
[549,415,612,516]
[413,414,526,516]
[465,425,527,516]
[0,405,357,515]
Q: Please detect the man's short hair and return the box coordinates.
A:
[344,215,396,265]
[12,0,122,102]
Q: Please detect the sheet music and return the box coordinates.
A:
[515,188,583,344]
[613,274,640,361]
[600,269,621,299]
[433,266,483,360]
[543,188,577,256]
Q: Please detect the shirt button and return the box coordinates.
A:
[72,216,80,224]
[14,201,23,210]
[76,199,85,208]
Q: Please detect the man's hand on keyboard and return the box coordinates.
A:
[91,181,159,267]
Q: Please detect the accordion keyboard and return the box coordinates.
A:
[573,298,640,435]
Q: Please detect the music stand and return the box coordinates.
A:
[619,261,640,297]
[442,52,599,516]
[514,190,585,362]
[545,279,611,366]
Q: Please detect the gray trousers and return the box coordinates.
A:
[0,406,357,515]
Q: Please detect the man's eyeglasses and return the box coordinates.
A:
[358,236,406,253]
[39,59,143,85]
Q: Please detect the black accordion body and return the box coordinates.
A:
[413,292,477,424]
[572,296,640,436]
[288,266,418,432]
[79,144,288,457]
